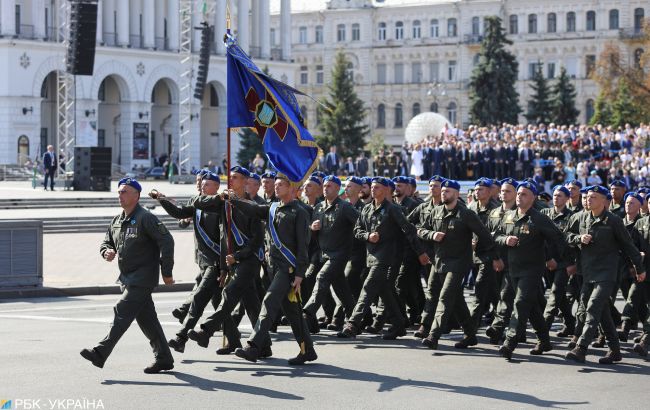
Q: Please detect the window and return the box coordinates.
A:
[547,13,557,33]
[411,62,422,83]
[98,80,106,101]
[635,8,645,33]
[377,63,387,84]
[547,62,556,79]
[528,14,537,34]
[565,57,578,78]
[15,5,21,35]
[395,21,404,39]
[352,23,360,41]
[529,61,542,79]
[430,102,438,113]
[209,85,219,107]
[98,129,105,147]
[567,12,576,32]
[346,62,354,82]
[447,18,457,37]
[447,102,457,124]
[586,99,595,123]
[634,49,644,69]
[585,55,596,77]
[609,10,619,30]
[509,14,518,34]
[378,22,386,40]
[316,65,324,84]
[315,25,323,43]
[429,61,439,82]
[377,104,386,128]
[412,103,421,118]
[430,19,439,37]
[586,11,596,31]
[337,24,346,42]
[472,16,480,35]
[413,20,421,39]
[299,26,307,44]
[300,66,308,85]
[447,60,456,81]
[394,63,404,84]
[394,103,403,128]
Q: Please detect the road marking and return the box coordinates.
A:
[0,299,185,314]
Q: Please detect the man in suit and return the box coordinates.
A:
[325,146,340,175]
[43,145,57,191]
[355,152,369,177]
[457,143,469,180]
[519,143,533,179]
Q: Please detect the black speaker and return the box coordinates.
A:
[67,1,98,76]
[194,22,213,99]
[74,146,111,191]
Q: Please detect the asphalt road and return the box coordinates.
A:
[1,292,648,410]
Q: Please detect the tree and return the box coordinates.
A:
[469,16,521,125]
[611,78,641,128]
[589,91,612,126]
[236,128,263,168]
[551,66,580,126]
[365,133,386,157]
[525,64,553,124]
[317,50,369,158]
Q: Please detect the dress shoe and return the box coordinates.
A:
[234,345,260,363]
[382,326,406,340]
[188,329,210,348]
[337,323,359,338]
[498,345,513,360]
[288,348,318,365]
[565,346,587,363]
[454,335,478,349]
[529,340,553,355]
[171,308,187,324]
[80,348,105,369]
[168,335,187,353]
[598,348,622,364]
[143,361,174,374]
[422,335,438,350]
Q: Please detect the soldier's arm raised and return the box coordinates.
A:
[159,197,195,220]
[230,197,270,220]
[190,195,224,213]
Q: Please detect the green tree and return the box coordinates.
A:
[611,78,641,127]
[365,133,386,157]
[525,64,553,124]
[236,128,263,167]
[551,66,580,125]
[469,16,521,125]
[589,91,612,126]
[317,50,369,158]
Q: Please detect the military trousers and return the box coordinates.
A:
[332,259,368,326]
[177,265,222,318]
[490,270,515,334]
[304,257,356,320]
[420,265,444,330]
[543,268,575,330]
[428,271,475,339]
[622,282,649,327]
[396,258,426,320]
[177,265,221,337]
[577,280,620,350]
[349,263,405,329]
[95,285,173,364]
[469,262,498,329]
[505,276,549,349]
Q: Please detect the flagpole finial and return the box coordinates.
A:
[226,0,232,33]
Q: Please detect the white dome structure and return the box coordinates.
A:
[404,112,451,144]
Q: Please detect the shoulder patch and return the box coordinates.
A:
[158,222,169,235]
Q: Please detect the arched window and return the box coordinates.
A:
[547,13,557,33]
[585,99,595,123]
[315,25,323,43]
[412,20,421,39]
[586,11,596,31]
[447,102,457,124]
[635,8,645,33]
[509,15,518,34]
[609,10,619,30]
[395,21,404,40]
[209,84,219,107]
[447,18,457,37]
[377,104,386,128]
[378,22,386,40]
[394,103,403,128]
[346,62,354,82]
[412,102,421,117]
[430,19,439,37]
[472,16,480,35]
[634,48,644,69]
[567,12,576,32]
[528,14,537,34]
[18,135,29,164]
[430,102,438,113]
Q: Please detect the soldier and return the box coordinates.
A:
[338,177,429,340]
[261,171,278,203]
[541,185,575,337]
[387,148,399,178]
[637,187,650,217]
[299,175,325,324]
[303,175,359,332]
[419,179,502,350]
[246,173,265,204]
[224,174,316,365]
[80,178,175,373]
[424,175,445,205]
[565,185,645,364]
[565,180,584,213]
[609,179,627,218]
[497,181,569,360]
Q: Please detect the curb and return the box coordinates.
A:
[0,282,195,300]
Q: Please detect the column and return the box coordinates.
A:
[1,0,16,37]
[129,0,140,46]
[280,0,291,61]
[154,0,164,47]
[104,0,115,45]
[260,0,270,59]
[167,0,179,51]
[116,0,130,47]
[214,0,226,54]
[32,0,46,39]
[237,0,250,53]
[95,0,103,43]
[143,0,155,48]
[251,0,259,56]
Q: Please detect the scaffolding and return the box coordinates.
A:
[177,0,194,177]
[55,0,75,178]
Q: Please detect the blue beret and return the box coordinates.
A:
[538,192,552,201]
[230,166,251,178]
[625,192,644,205]
[311,171,327,180]
[499,177,518,189]
[518,181,538,195]
[372,176,391,188]
[249,173,261,182]
[362,177,373,186]
[323,175,341,186]
[585,185,610,197]
[441,179,461,191]
[203,172,220,183]
[429,175,446,183]
[565,179,583,188]
[118,177,142,192]
[610,179,627,189]
[636,187,650,195]
[492,179,501,186]
[553,185,570,197]
[347,176,364,186]
[408,177,417,187]
[474,178,492,188]
[392,176,410,184]
[261,171,277,179]
[307,175,322,185]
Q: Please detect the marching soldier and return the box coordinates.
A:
[261,171,278,203]
[565,180,584,213]
[246,173,266,204]
[609,180,627,218]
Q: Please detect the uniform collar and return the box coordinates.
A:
[120,204,143,223]
[324,196,341,211]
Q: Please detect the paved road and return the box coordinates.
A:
[1,292,648,410]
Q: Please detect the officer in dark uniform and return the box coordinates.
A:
[565,180,584,213]
[338,177,429,339]
[609,179,627,218]
[246,173,266,204]
[80,178,175,373]
[541,185,575,336]
[225,174,316,365]
[419,179,501,350]
[565,185,644,364]
[496,181,569,360]
[303,175,359,332]
[261,171,278,203]
[387,149,399,178]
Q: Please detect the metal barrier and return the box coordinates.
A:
[0,220,43,287]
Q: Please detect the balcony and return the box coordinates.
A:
[463,34,483,44]
[129,34,143,49]
[103,32,116,47]
[619,27,644,39]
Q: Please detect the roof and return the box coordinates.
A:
[270,0,459,14]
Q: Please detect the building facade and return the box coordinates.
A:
[273,0,648,147]
[0,0,294,171]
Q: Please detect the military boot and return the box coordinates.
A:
[529,340,553,355]
[567,335,579,349]
[422,334,439,350]
[556,323,575,338]
[216,340,243,355]
[592,334,606,348]
[498,344,513,360]
[486,326,502,345]
[565,346,587,363]
[598,348,622,364]
[454,334,478,349]
[188,329,211,348]
[414,325,429,339]
[234,344,260,363]
[337,323,359,338]
[618,321,631,342]
[288,347,318,365]
[633,336,648,357]
[168,335,188,353]
[382,325,407,340]
[171,308,187,324]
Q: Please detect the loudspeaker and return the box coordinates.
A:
[74,147,111,191]
[67,1,98,76]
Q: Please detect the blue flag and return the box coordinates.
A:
[226,35,319,184]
